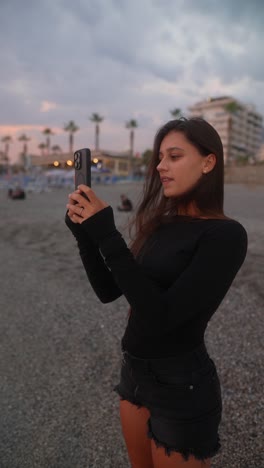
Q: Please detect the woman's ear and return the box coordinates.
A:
[203,153,216,173]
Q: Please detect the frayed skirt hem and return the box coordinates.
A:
[147,418,221,462]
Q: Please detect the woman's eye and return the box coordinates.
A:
[171,155,181,159]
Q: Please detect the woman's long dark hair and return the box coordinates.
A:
[129,117,228,256]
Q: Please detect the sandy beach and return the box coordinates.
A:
[0,182,263,468]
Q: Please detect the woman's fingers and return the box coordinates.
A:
[69,186,107,208]
[77,185,98,203]
[68,197,76,206]
[67,212,78,223]
[68,208,82,223]
[67,185,108,223]
[67,203,84,217]
[68,192,86,205]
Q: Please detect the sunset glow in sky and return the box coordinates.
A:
[1,0,263,162]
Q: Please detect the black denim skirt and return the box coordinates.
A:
[114,343,222,462]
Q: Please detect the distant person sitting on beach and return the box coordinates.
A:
[117,194,133,212]
[10,186,26,200]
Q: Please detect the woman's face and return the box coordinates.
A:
[157,131,211,198]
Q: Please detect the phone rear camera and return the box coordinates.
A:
[74,151,82,169]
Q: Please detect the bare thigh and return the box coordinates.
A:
[119,399,211,468]
[119,399,153,468]
[151,442,211,468]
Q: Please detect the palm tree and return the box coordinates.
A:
[42,128,54,155]
[0,151,7,174]
[89,113,104,151]
[170,108,182,119]
[1,135,13,160]
[224,101,241,165]
[38,143,47,156]
[51,145,62,154]
[126,119,138,158]
[64,120,79,154]
[18,134,31,155]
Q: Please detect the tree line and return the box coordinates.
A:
[0,109,182,165]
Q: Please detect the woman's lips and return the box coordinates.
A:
[161,177,173,184]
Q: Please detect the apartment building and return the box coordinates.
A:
[257,143,264,161]
[189,96,263,164]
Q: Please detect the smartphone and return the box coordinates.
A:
[74,148,91,190]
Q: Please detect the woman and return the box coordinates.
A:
[65,118,248,467]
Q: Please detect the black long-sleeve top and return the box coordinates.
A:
[65,207,248,358]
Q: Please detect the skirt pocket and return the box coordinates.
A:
[148,361,222,416]
[148,367,195,412]
[151,369,194,391]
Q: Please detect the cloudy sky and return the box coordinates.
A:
[1,0,263,161]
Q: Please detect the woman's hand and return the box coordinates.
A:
[66,185,109,224]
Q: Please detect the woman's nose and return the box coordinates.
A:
[157,159,168,172]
